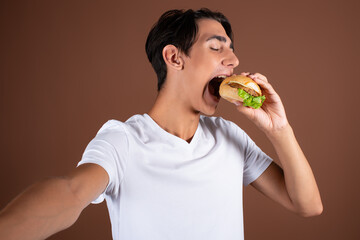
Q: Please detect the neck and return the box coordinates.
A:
[148,89,200,143]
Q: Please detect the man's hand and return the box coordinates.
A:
[234,72,289,133]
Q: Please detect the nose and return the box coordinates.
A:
[222,50,239,69]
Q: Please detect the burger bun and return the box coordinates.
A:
[219,75,262,103]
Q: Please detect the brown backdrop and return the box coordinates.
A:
[1,0,359,239]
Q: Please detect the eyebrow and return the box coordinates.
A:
[206,35,234,50]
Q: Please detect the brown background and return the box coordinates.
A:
[1,0,359,239]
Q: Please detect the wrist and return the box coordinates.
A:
[265,123,293,142]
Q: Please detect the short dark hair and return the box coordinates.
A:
[145,8,233,91]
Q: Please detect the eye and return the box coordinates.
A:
[210,47,220,51]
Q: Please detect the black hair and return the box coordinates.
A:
[145,8,233,91]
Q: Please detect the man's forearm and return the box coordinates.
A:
[0,177,85,240]
[266,124,323,217]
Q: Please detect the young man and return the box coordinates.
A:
[0,8,322,240]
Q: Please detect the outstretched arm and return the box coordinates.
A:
[0,163,108,240]
[235,72,323,217]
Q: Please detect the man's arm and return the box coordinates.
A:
[0,164,109,240]
[235,72,323,217]
[251,126,323,217]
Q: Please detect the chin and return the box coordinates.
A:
[199,104,218,116]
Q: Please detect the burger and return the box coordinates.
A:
[219,75,265,109]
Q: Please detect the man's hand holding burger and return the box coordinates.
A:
[219,72,289,134]
[234,72,289,134]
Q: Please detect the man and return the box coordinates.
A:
[0,8,322,240]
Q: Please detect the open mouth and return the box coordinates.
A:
[208,76,227,99]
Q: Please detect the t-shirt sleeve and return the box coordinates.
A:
[242,133,272,186]
[77,121,129,204]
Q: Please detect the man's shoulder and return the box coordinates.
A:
[95,114,144,135]
[96,119,127,135]
[93,114,154,144]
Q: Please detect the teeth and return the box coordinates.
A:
[216,75,227,79]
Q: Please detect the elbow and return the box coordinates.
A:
[297,202,323,217]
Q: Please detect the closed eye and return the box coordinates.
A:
[210,47,220,51]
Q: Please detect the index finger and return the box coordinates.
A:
[249,73,268,83]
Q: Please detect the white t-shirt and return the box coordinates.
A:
[78,114,272,240]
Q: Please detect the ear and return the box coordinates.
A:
[162,45,184,70]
